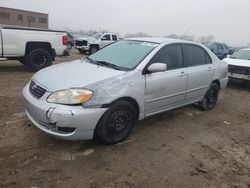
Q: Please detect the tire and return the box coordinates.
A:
[78,49,86,54]
[90,46,99,54]
[95,101,137,144]
[26,49,52,71]
[200,83,219,111]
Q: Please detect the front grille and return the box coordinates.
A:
[29,81,47,99]
[75,40,87,46]
[229,65,250,75]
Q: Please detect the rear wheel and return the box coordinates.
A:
[95,101,137,144]
[200,83,219,110]
[26,49,52,71]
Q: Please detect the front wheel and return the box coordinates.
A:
[90,46,98,54]
[95,101,137,144]
[200,83,219,110]
[78,48,86,54]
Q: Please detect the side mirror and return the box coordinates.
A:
[147,63,167,73]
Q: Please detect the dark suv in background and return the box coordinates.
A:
[205,42,229,60]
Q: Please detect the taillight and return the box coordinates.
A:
[63,35,68,45]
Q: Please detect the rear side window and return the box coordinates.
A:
[112,35,118,41]
[210,44,217,51]
[184,45,206,67]
[150,44,183,70]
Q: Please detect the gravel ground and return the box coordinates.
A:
[0,49,250,188]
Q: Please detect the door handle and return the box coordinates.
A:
[179,71,187,77]
[208,67,214,72]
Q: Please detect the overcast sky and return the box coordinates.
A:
[1,0,250,46]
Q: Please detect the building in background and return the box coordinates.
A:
[0,6,48,29]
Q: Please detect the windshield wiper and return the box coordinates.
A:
[84,57,99,65]
[84,58,126,71]
[96,61,125,70]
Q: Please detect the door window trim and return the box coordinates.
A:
[142,43,184,75]
[182,43,213,68]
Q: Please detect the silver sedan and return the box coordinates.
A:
[23,38,228,144]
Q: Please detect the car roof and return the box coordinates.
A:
[241,48,250,51]
[126,37,198,45]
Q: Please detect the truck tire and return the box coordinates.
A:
[78,49,86,54]
[90,46,99,54]
[26,49,52,71]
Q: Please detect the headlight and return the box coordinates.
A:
[47,89,93,105]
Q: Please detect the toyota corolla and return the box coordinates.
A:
[23,38,228,144]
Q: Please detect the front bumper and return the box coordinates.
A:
[228,73,250,81]
[23,83,108,140]
[75,45,90,51]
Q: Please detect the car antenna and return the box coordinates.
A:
[181,28,190,39]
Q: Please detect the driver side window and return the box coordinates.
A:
[102,34,111,41]
[150,44,183,70]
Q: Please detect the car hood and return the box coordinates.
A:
[224,58,250,67]
[32,60,125,92]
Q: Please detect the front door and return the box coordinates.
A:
[144,44,188,116]
[100,34,113,49]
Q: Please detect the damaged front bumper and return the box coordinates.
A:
[22,84,108,140]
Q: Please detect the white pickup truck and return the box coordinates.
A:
[0,25,68,70]
[75,32,119,54]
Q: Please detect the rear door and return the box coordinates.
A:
[183,44,215,103]
[112,35,118,41]
[144,44,188,116]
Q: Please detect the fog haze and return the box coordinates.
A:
[1,0,249,46]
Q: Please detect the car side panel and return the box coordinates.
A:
[144,69,187,116]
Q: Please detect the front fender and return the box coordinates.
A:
[84,70,145,119]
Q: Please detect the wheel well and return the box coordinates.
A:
[212,80,221,89]
[90,44,99,50]
[25,42,55,60]
[103,97,140,120]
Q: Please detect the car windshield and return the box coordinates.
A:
[230,50,250,60]
[87,40,158,70]
[92,33,102,39]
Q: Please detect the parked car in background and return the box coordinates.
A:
[0,25,68,70]
[23,38,228,144]
[205,42,229,60]
[75,32,119,54]
[224,48,250,85]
